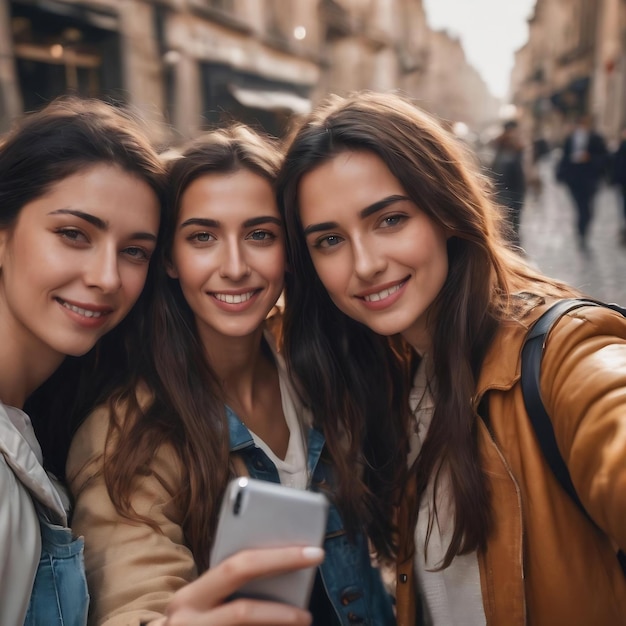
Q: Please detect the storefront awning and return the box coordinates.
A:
[228,84,312,116]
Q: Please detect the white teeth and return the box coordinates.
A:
[214,291,255,304]
[363,284,402,302]
[61,301,104,318]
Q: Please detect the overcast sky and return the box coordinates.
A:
[422,0,537,100]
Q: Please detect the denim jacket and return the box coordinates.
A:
[227,407,395,626]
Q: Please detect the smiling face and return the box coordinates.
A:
[0,164,160,361]
[168,169,285,345]
[298,150,449,353]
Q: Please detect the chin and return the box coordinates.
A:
[52,335,101,358]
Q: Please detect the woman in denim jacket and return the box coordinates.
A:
[67,126,395,626]
[0,97,165,626]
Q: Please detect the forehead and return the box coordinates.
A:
[15,164,159,226]
[298,150,405,223]
[179,169,278,219]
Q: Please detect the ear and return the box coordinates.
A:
[165,258,179,279]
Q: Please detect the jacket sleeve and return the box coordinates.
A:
[540,305,626,551]
[66,404,197,626]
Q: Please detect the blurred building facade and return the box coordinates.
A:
[0,0,499,143]
[511,0,626,146]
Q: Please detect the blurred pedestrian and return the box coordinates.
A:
[528,136,550,199]
[556,114,608,250]
[610,127,626,246]
[490,120,526,249]
[532,137,550,163]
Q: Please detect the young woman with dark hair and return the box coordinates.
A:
[67,124,395,626]
[276,91,626,626]
[0,96,165,625]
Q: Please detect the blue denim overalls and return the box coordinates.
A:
[0,402,89,626]
[23,503,89,626]
[227,407,396,626]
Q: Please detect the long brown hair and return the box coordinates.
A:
[102,124,283,572]
[277,91,577,566]
[16,96,167,479]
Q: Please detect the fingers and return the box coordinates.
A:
[165,546,324,619]
[163,599,313,626]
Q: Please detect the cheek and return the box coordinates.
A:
[171,251,210,286]
[254,245,286,285]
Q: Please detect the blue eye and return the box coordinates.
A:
[56,228,88,243]
[124,246,150,262]
[316,234,343,249]
[189,232,214,243]
[380,214,405,228]
[248,230,276,242]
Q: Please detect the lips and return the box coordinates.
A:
[363,283,402,302]
[357,278,408,302]
[55,297,113,319]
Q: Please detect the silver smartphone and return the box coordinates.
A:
[209,477,329,609]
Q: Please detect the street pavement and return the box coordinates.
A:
[519,154,626,305]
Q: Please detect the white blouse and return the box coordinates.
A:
[408,359,486,626]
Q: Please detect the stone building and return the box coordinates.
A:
[0,0,166,138]
[415,28,499,132]
[510,0,626,145]
[592,0,626,142]
[0,0,499,143]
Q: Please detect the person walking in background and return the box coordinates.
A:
[277,91,626,626]
[556,113,608,250]
[490,120,526,249]
[610,127,626,246]
[527,135,551,200]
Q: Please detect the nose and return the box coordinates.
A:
[352,236,386,280]
[85,245,122,293]
[219,238,251,281]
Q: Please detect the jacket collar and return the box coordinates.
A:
[474,299,547,403]
[0,403,67,524]
[226,405,254,452]
[225,403,326,475]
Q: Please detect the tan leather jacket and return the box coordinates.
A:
[396,301,626,626]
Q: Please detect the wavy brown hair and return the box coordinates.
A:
[16,96,168,478]
[100,124,283,572]
[277,91,578,566]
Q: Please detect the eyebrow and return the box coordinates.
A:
[302,194,410,236]
[180,216,282,229]
[49,208,107,230]
[49,208,157,242]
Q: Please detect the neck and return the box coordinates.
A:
[0,327,65,409]
[0,295,69,408]
[201,326,268,407]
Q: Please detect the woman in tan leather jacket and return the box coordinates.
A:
[276,91,626,626]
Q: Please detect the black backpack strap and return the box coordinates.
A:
[521,297,626,572]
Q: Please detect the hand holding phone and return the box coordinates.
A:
[210,477,329,609]
[158,545,325,626]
